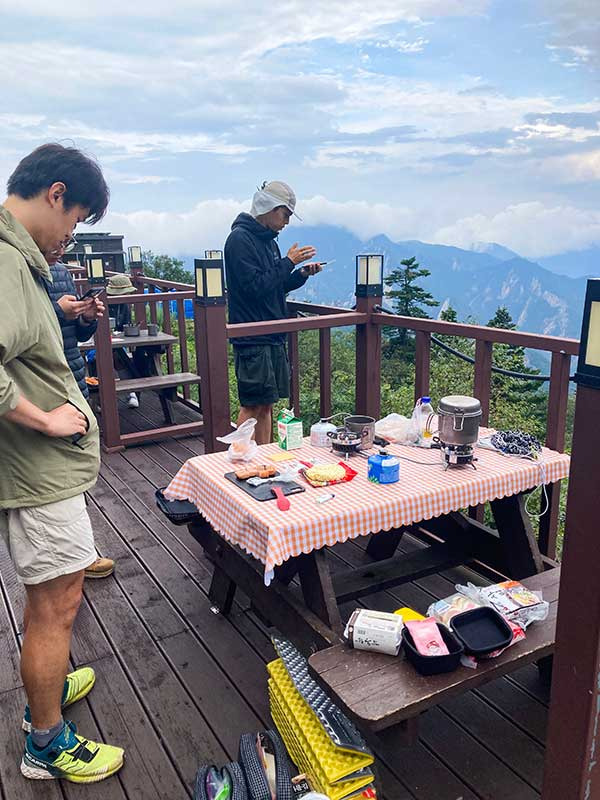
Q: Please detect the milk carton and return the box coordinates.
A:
[277,409,303,450]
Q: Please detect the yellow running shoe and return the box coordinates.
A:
[22,667,96,733]
[21,721,124,783]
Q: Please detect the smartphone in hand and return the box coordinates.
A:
[79,287,105,300]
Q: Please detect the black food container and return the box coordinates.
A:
[155,488,200,526]
[450,607,513,655]
[402,622,464,675]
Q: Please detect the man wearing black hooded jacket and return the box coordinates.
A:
[225,181,320,443]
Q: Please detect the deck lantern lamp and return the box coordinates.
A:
[575,278,600,389]
[194,257,226,305]
[128,245,142,267]
[205,249,223,260]
[355,254,384,297]
[86,256,106,286]
[80,243,92,266]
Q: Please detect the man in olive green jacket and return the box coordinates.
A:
[0,144,124,784]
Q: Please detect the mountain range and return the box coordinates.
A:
[276,226,588,342]
[181,226,593,345]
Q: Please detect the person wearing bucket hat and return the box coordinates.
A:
[225,180,322,444]
[104,273,143,409]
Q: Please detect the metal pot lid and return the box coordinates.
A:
[438,395,482,416]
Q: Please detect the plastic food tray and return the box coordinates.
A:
[450,607,513,655]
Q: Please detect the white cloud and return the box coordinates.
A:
[539,150,600,183]
[544,0,600,67]
[514,121,600,143]
[433,201,600,258]
[93,194,419,254]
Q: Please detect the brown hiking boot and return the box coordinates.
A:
[84,558,115,579]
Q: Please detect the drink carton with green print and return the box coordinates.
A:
[277,408,303,450]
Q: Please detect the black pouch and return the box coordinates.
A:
[238,730,294,800]
[194,762,248,800]
[155,487,201,526]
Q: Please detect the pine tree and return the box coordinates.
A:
[382,256,438,359]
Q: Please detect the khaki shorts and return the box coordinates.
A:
[0,494,96,585]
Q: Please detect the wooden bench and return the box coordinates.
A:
[115,372,200,395]
[115,371,201,424]
[308,568,559,757]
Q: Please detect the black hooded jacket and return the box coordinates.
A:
[224,213,308,346]
[46,263,97,398]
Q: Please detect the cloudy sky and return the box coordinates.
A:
[1,0,599,258]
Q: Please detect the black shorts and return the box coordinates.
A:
[234,343,290,408]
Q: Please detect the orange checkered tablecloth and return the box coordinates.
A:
[165,435,569,585]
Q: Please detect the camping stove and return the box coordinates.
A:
[440,442,477,470]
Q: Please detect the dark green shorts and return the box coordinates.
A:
[234,344,290,408]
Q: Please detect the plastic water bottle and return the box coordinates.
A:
[418,397,434,440]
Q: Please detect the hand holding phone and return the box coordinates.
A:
[79,287,104,301]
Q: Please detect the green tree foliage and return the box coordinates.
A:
[142,251,193,284]
[486,306,546,438]
[382,255,439,386]
[384,256,438,319]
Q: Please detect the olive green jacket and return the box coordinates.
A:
[0,207,100,509]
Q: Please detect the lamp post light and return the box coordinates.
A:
[543,277,600,800]
[355,254,384,298]
[204,249,223,260]
[85,256,106,286]
[194,257,226,306]
[192,254,230,452]
[128,245,143,267]
[354,253,383,421]
[80,243,92,267]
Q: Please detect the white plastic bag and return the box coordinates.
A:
[375,413,419,445]
[216,418,259,462]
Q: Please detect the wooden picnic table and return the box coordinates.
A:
[165,436,569,654]
[81,330,186,423]
[79,330,178,351]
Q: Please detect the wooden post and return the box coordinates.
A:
[471,338,493,523]
[539,351,571,558]
[355,296,381,419]
[194,303,230,452]
[319,328,332,418]
[94,300,122,452]
[543,384,600,799]
[473,338,493,425]
[288,331,300,416]
[414,330,431,405]
[130,264,146,326]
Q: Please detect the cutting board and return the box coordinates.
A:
[224,472,306,502]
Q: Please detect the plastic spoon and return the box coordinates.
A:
[247,467,299,487]
[271,486,291,511]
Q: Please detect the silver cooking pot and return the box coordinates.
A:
[343,415,375,450]
[437,395,482,447]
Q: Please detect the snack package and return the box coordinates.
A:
[216,418,259,462]
[300,461,358,487]
[427,593,482,627]
[456,580,549,629]
[405,618,449,656]
[344,608,404,656]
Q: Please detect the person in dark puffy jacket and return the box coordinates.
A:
[224,180,321,443]
[45,258,98,398]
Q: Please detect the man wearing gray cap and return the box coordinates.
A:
[225,181,320,443]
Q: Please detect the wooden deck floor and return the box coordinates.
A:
[0,395,551,800]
